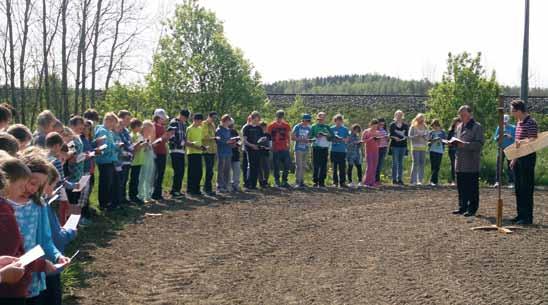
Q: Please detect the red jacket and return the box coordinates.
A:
[0,199,47,298]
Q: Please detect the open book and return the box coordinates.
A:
[442,137,469,144]
[73,175,91,192]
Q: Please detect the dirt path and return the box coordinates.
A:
[68,187,547,305]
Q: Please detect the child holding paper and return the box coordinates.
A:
[66,116,87,217]
[215,115,234,193]
[42,164,77,305]
[362,120,380,187]
[95,112,121,211]
[138,120,156,203]
[9,149,71,302]
[428,119,446,186]
[346,124,363,187]
[79,120,96,223]
[0,154,57,302]
[129,119,145,204]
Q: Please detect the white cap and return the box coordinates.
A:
[503,114,510,123]
[153,108,169,120]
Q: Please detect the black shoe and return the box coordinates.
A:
[205,191,216,196]
[130,197,144,205]
[339,183,349,188]
[170,191,184,198]
[511,216,520,222]
[392,180,398,185]
[188,191,203,196]
[463,212,475,217]
[452,210,465,215]
[516,219,532,225]
[398,181,405,186]
[313,183,319,188]
[281,182,291,188]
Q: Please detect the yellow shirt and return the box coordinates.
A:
[201,121,217,154]
[186,124,204,155]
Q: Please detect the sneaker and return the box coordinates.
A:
[492,182,500,188]
[507,184,515,189]
[357,183,363,187]
[313,183,319,188]
[339,183,349,188]
[430,182,437,186]
[348,182,355,188]
[450,182,456,186]
[205,191,217,196]
[417,182,423,186]
[170,191,184,198]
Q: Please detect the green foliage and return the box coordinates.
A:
[265,74,434,95]
[427,52,501,134]
[97,82,152,119]
[147,0,265,122]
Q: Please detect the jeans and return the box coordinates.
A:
[129,165,141,199]
[410,150,426,184]
[448,149,457,183]
[217,156,232,190]
[203,153,215,192]
[456,172,479,214]
[258,152,270,187]
[391,146,406,182]
[119,164,131,202]
[272,150,291,184]
[294,150,308,185]
[312,147,329,186]
[246,150,261,188]
[347,161,363,183]
[170,153,185,193]
[495,152,514,184]
[98,163,119,209]
[375,147,388,182]
[231,161,241,190]
[514,153,536,222]
[186,154,202,194]
[429,152,443,185]
[42,274,62,305]
[330,151,347,185]
[153,154,167,198]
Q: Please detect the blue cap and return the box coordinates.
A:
[302,114,312,121]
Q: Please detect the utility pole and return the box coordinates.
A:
[520,0,529,103]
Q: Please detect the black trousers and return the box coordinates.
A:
[448,150,456,183]
[128,165,141,200]
[0,298,26,305]
[42,274,62,305]
[98,163,118,209]
[119,164,131,202]
[258,152,270,187]
[272,150,290,184]
[312,147,329,186]
[153,154,167,198]
[514,153,536,222]
[242,151,249,187]
[330,151,347,185]
[456,172,479,214]
[429,152,443,185]
[170,153,185,193]
[203,153,215,192]
[246,150,261,189]
[347,162,363,183]
[187,154,202,194]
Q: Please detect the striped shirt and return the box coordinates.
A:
[515,115,538,140]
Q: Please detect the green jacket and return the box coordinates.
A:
[309,123,334,148]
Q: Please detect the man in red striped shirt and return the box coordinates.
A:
[510,99,538,225]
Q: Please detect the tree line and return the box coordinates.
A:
[0,0,145,125]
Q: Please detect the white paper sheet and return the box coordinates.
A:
[151,138,163,145]
[47,194,60,205]
[73,175,91,192]
[97,144,107,151]
[63,214,81,230]
[442,137,469,144]
[75,153,87,163]
[19,245,45,267]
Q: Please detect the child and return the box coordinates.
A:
[66,116,86,216]
[168,109,190,198]
[42,164,77,305]
[428,119,446,186]
[0,132,19,156]
[362,120,380,187]
[216,115,234,193]
[117,110,134,204]
[186,113,206,196]
[267,110,292,188]
[32,110,57,147]
[258,121,271,188]
[129,119,145,204]
[330,114,349,188]
[79,120,96,222]
[7,124,32,150]
[375,118,389,184]
[95,112,120,211]
[447,117,461,186]
[242,112,264,190]
[0,103,13,131]
[309,112,334,188]
[113,119,127,205]
[389,110,409,185]
[0,155,56,302]
[291,114,312,188]
[240,115,252,188]
[152,109,170,201]
[10,149,71,302]
[229,121,242,192]
[408,113,428,185]
[138,120,156,203]
[45,132,76,224]
[202,112,218,196]
[347,124,363,187]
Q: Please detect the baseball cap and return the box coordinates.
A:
[153,108,169,120]
[302,114,312,121]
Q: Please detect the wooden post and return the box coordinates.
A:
[472,96,516,234]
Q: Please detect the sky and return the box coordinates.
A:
[141,0,548,87]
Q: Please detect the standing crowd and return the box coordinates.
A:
[0,98,540,304]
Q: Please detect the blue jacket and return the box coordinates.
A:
[216,126,233,158]
[330,125,349,153]
[45,200,76,275]
[493,124,516,149]
[94,125,118,164]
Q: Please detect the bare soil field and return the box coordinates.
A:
[67,187,547,305]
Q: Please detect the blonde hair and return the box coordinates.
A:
[36,110,57,132]
[411,113,425,128]
[394,110,404,121]
[103,112,119,124]
[141,120,155,141]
